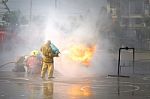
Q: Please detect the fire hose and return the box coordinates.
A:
[0,61,16,68]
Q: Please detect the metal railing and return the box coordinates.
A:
[108,47,135,77]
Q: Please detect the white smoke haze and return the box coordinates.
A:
[1,0,116,77]
[41,9,114,77]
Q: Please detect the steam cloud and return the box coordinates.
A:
[0,0,116,77]
[43,8,114,77]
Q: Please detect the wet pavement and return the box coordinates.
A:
[0,71,150,99]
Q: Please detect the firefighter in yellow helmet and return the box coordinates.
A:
[40,40,55,80]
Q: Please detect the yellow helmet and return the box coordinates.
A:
[30,50,40,56]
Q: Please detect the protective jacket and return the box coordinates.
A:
[41,44,54,63]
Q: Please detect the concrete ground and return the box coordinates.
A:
[0,71,150,99]
[0,51,150,99]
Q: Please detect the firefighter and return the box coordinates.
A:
[12,56,25,72]
[25,51,42,74]
[40,40,56,80]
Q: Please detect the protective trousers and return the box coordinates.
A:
[41,62,54,78]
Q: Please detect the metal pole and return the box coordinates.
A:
[128,0,130,27]
[49,0,51,13]
[118,48,121,76]
[55,0,57,8]
[133,48,135,74]
[2,0,10,13]
[30,0,32,24]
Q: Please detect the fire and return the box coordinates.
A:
[66,44,96,66]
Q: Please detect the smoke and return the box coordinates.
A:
[42,7,114,77]
[1,0,116,77]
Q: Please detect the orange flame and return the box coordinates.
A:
[66,44,96,66]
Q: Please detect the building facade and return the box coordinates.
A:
[107,0,150,50]
[0,0,10,51]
